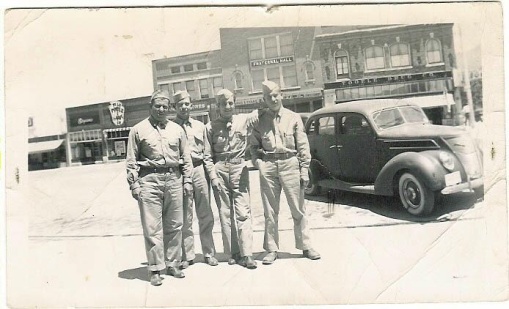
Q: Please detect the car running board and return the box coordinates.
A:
[317,179,376,195]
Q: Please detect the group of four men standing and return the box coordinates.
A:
[126,81,320,286]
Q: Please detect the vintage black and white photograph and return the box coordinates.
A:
[3,1,508,308]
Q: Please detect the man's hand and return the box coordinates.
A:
[211,178,224,194]
[184,183,194,197]
[300,177,309,188]
[255,159,263,169]
[131,187,141,201]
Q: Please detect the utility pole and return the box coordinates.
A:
[459,25,477,128]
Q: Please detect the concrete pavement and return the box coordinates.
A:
[5,162,509,307]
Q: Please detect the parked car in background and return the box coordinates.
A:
[305,98,484,216]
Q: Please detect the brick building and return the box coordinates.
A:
[315,24,459,124]
[219,27,325,114]
[152,50,224,122]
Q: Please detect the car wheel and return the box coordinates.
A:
[304,168,320,196]
[398,172,435,216]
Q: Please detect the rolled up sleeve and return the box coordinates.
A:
[295,116,311,180]
[126,128,140,190]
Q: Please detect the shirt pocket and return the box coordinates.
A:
[165,136,180,153]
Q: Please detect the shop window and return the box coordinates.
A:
[199,79,209,99]
[365,46,385,70]
[359,87,367,98]
[171,66,181,74]
[334,50,349,78]
[184,64,194,72]
[390,43,411,67]
[312,100,322,111]
[426,39,442,64]
[197,62,207,70]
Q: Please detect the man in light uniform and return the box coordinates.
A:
[250,80,320,265]
[173,90,218,269]
[206,89,261,269]
[126,89,193,286]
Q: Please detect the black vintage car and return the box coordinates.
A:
[305,98,484,216]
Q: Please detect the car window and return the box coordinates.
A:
[306,118,318,134]
[341,115,371,135]
[318,116,335,136]
[372,108,405,129]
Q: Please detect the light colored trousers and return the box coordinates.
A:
[212,161,253,257]
[258,156,312,252]
[137,170,183,271]
[182,163,215,261]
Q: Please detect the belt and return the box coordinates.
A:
[217,157,244,164]
[140,166,177,174]
[263,152,296,160]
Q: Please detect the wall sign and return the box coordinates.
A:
[109,101,125,126]
[250,56,294,67]
[70,112,100,127]
[324,71,453,90]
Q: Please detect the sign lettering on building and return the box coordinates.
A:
[109,101,125,126]
[250,56,294,67]
[324,71,452,90]
[70,112,100,127]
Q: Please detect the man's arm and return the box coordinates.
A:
[249,126,264,168]
[204,123,219,181]
[179,127,194,185]
[126,127,140,199]
[294,116,311,182]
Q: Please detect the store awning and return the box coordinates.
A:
[28,139,64,154]
[408,93,455,109]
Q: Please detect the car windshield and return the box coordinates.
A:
[372,105,429,129]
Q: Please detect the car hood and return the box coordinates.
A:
[377,123,467,139]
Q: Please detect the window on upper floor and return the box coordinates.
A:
[305,62,315,81]
[183,64,194,72]
[334,50,349,78]
[197,62,207,70]
[185,80,197,100]
[233,72,243,90]
[390,43,411,67]
[172,82,182,94]
[365,46,385,70]
[171,66,181,74]
[159,83,170,93]
[426,39,442,64]
[212,77,223,96]
[248,33,294,61]
[199,79,209,99]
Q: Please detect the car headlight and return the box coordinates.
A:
[439,151,455,171]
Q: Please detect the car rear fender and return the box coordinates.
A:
[374,151,446,196]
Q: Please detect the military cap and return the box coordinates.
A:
[173,90,191,103]
[215,89,234,102]
[261,80,280,94]
[150,89,171,103]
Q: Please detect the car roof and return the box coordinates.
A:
[309,98,418,118]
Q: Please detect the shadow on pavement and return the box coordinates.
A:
[306,189,480,223]
[253,251,302,261]
[118,265,149,282]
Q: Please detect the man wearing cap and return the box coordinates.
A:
[205,89,261,269]
[173,90,218,269]
[126,89,194,286]
[250,80,320,265]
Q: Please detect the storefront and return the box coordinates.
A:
[235,88,323,114]
[28,137,66,171]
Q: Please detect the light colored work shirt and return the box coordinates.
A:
[174,116,213,165]
[126,117,193,190]
[250,107,311,179]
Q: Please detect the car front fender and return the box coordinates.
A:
[374,151,447,196]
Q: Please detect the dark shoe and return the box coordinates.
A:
[167,267,185,278]
[262,251,278,265]
[180,260,194,269]
[228,253,241,265]
[205,256,219,266]
[303,249,321,260]
[240,256,257,269]
[149,271,162,286]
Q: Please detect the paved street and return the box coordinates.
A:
[5,161,509,307]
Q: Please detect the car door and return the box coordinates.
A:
[307,115,342,178]
[336,113,378,183]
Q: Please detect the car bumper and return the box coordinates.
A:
[441,177,484,195]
